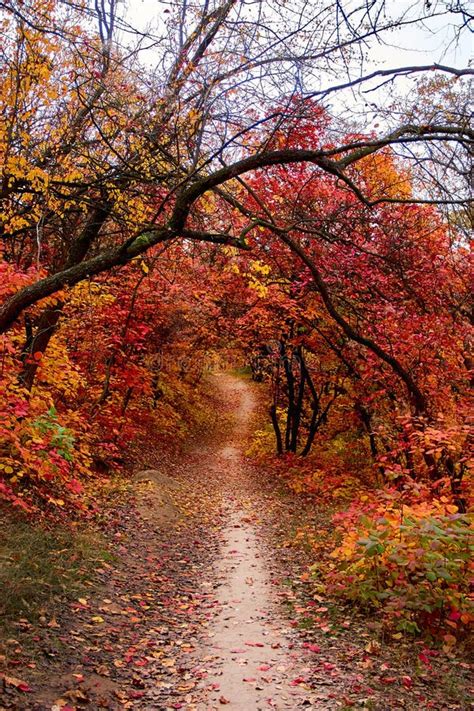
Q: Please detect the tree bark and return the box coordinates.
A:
[270,403,283,455]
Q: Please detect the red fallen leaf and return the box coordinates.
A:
[245,641,264,647]
[402,675,413,689]
[258,664,271,671]
[290,676,307,686]
[381,677,397,684]
[322,662,335,671]
[418,652,431,667]
[243,677,257,682]
[1,674,32,692]
[303,643,321,653]
[219,696,230,704]
[17,682,32,692]
[134,659,148,667]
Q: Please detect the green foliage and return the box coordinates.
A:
[326,500,473,639]
[31,407,76,462]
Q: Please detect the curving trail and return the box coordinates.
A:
[4,373,468,710]
[197,375,319,710]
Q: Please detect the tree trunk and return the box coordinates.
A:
[270,403,283,455]
[289,346,306,453]
[18,205,112,389]
[19,302,63,389]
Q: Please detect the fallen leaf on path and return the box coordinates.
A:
[62,689,89,702]
[1,674,32,692]
[364,640,381,655]
[290,676,307,686]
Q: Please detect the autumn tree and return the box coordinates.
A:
[222,112,472,504]
[0,0,472,346]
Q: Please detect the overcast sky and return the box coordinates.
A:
[121,0,472,129]
[123,0,472,68]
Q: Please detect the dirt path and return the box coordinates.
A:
[1,374,471,710]
[196,375,319,709]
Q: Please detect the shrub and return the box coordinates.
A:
[323,499,473,639]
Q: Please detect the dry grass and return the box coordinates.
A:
[0,511,110,623]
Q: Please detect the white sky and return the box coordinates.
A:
[123,0,472,68]
[121,0,472,128]
[368,10,472,67]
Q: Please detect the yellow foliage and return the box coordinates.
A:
[36,335,85,395]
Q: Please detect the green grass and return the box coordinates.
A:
[0,513,110,623]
